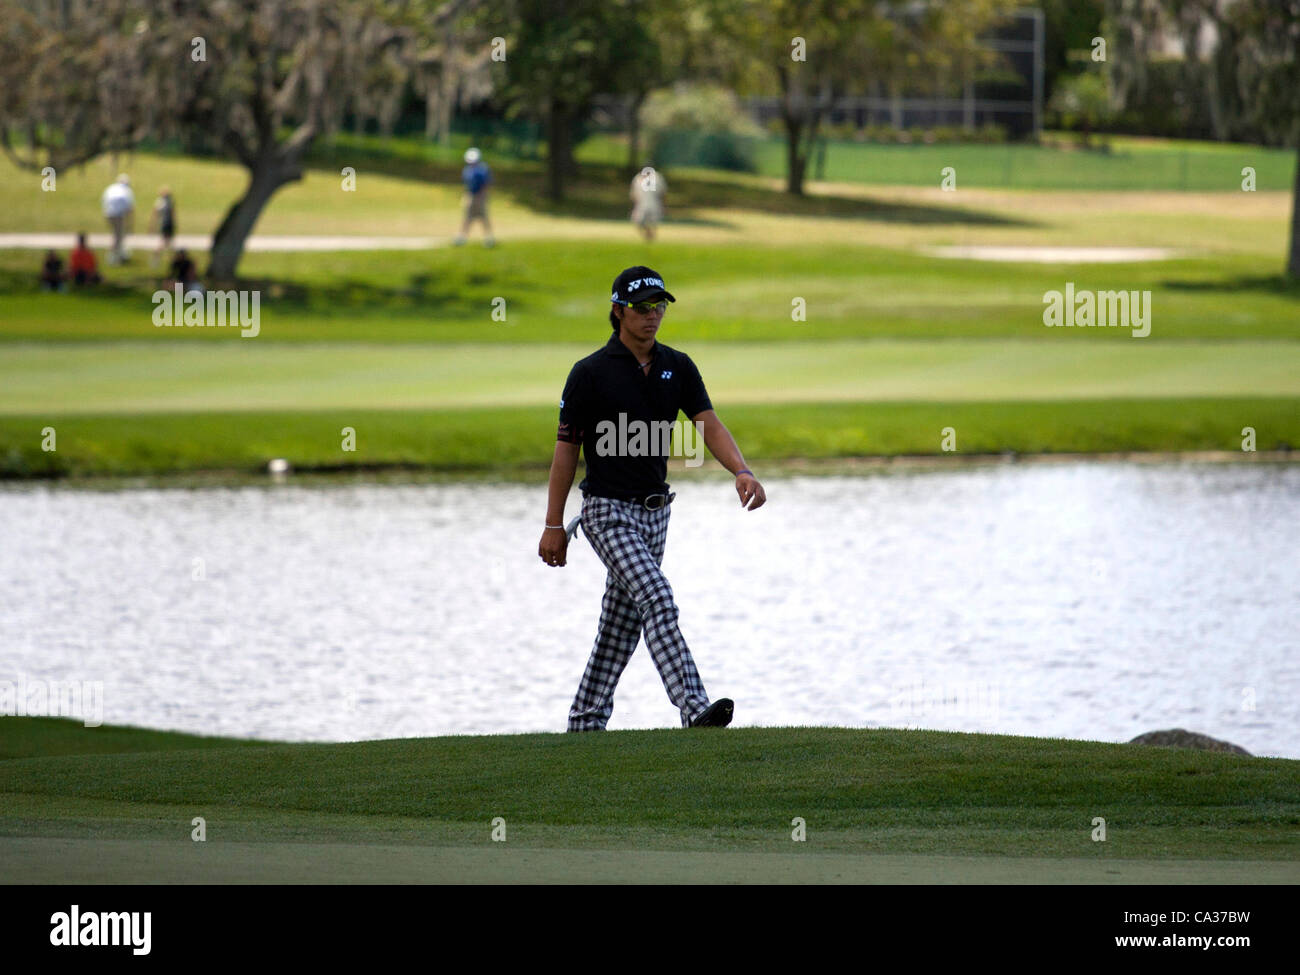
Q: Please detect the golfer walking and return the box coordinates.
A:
[539,265,766,731]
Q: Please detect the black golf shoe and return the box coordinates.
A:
[689,698,734,728]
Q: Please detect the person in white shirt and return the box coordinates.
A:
[101,174,135,264]
[630,166,666,241]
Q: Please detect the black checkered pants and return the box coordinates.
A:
[568,494,711,731]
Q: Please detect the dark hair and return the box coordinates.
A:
[610,304,622,331]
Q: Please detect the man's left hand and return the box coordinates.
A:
[736,472,766,510]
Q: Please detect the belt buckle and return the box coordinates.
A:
[642,492,674,511]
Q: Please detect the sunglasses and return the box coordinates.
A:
[628,300,668,315]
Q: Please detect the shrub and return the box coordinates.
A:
[641,84,763,171]
[1048,70,1115,147]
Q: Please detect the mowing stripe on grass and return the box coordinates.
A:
[2,837,1294,884]
[3,341,1298,415]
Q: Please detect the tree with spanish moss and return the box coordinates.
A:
[0,0,421,279]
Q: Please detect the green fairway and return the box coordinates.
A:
[5,836,1294,884]
[9,134,1293,237]
[574,131,1299,192]
[5,340,1297,415]
[3,245,1299,344]
[0,718,1296,884]
[309,128,1298,193]
[747,134,1298,192]
[3,144,1292,257]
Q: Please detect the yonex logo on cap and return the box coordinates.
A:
[611,266,673,307]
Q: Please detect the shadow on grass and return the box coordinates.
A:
[1160,274,1300,298]
[0,262,142,299]
[0,260,519,322]
[221,273,522,320]
[303,143,1032,229]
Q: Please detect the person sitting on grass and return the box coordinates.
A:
[40,250,66,292]
[69,233,102,286]
[167,248,202,293]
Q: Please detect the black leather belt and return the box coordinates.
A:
[590,491,676,511]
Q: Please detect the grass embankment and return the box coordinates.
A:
[0,718,1297,883]
[2,399,1296,479]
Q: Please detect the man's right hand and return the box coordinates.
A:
[539,527,568,567]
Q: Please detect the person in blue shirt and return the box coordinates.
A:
[454,147,495,247]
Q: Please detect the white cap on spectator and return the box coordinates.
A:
[464,148,481,164]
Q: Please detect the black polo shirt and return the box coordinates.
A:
[557,332,713,499]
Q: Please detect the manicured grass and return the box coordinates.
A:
[2,398,1294,479]
[1,718,1297,874]
[486,128,1300,192]
[747,134,1298,192]
[315,128,1296,191]
[3,341,1298,416]
[11,836,1294,883]
[4,142,1292,253]
[0,717,272,761]
[4,246,1299,344]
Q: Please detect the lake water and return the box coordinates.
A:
[2,461,1297,757]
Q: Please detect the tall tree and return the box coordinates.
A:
[719,0,1017,196]
[1227,0,1300,277]
[1104,0,1163,111]
[620,0,725,173]
[1108,0,1300,276]
[487,0,651,200]
[1,0,417,279]
[407,0,496,145]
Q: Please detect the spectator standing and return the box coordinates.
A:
[630,167,667,241]
[454,147,494,247]
[101,173,135,264]
[149,186,177,267]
